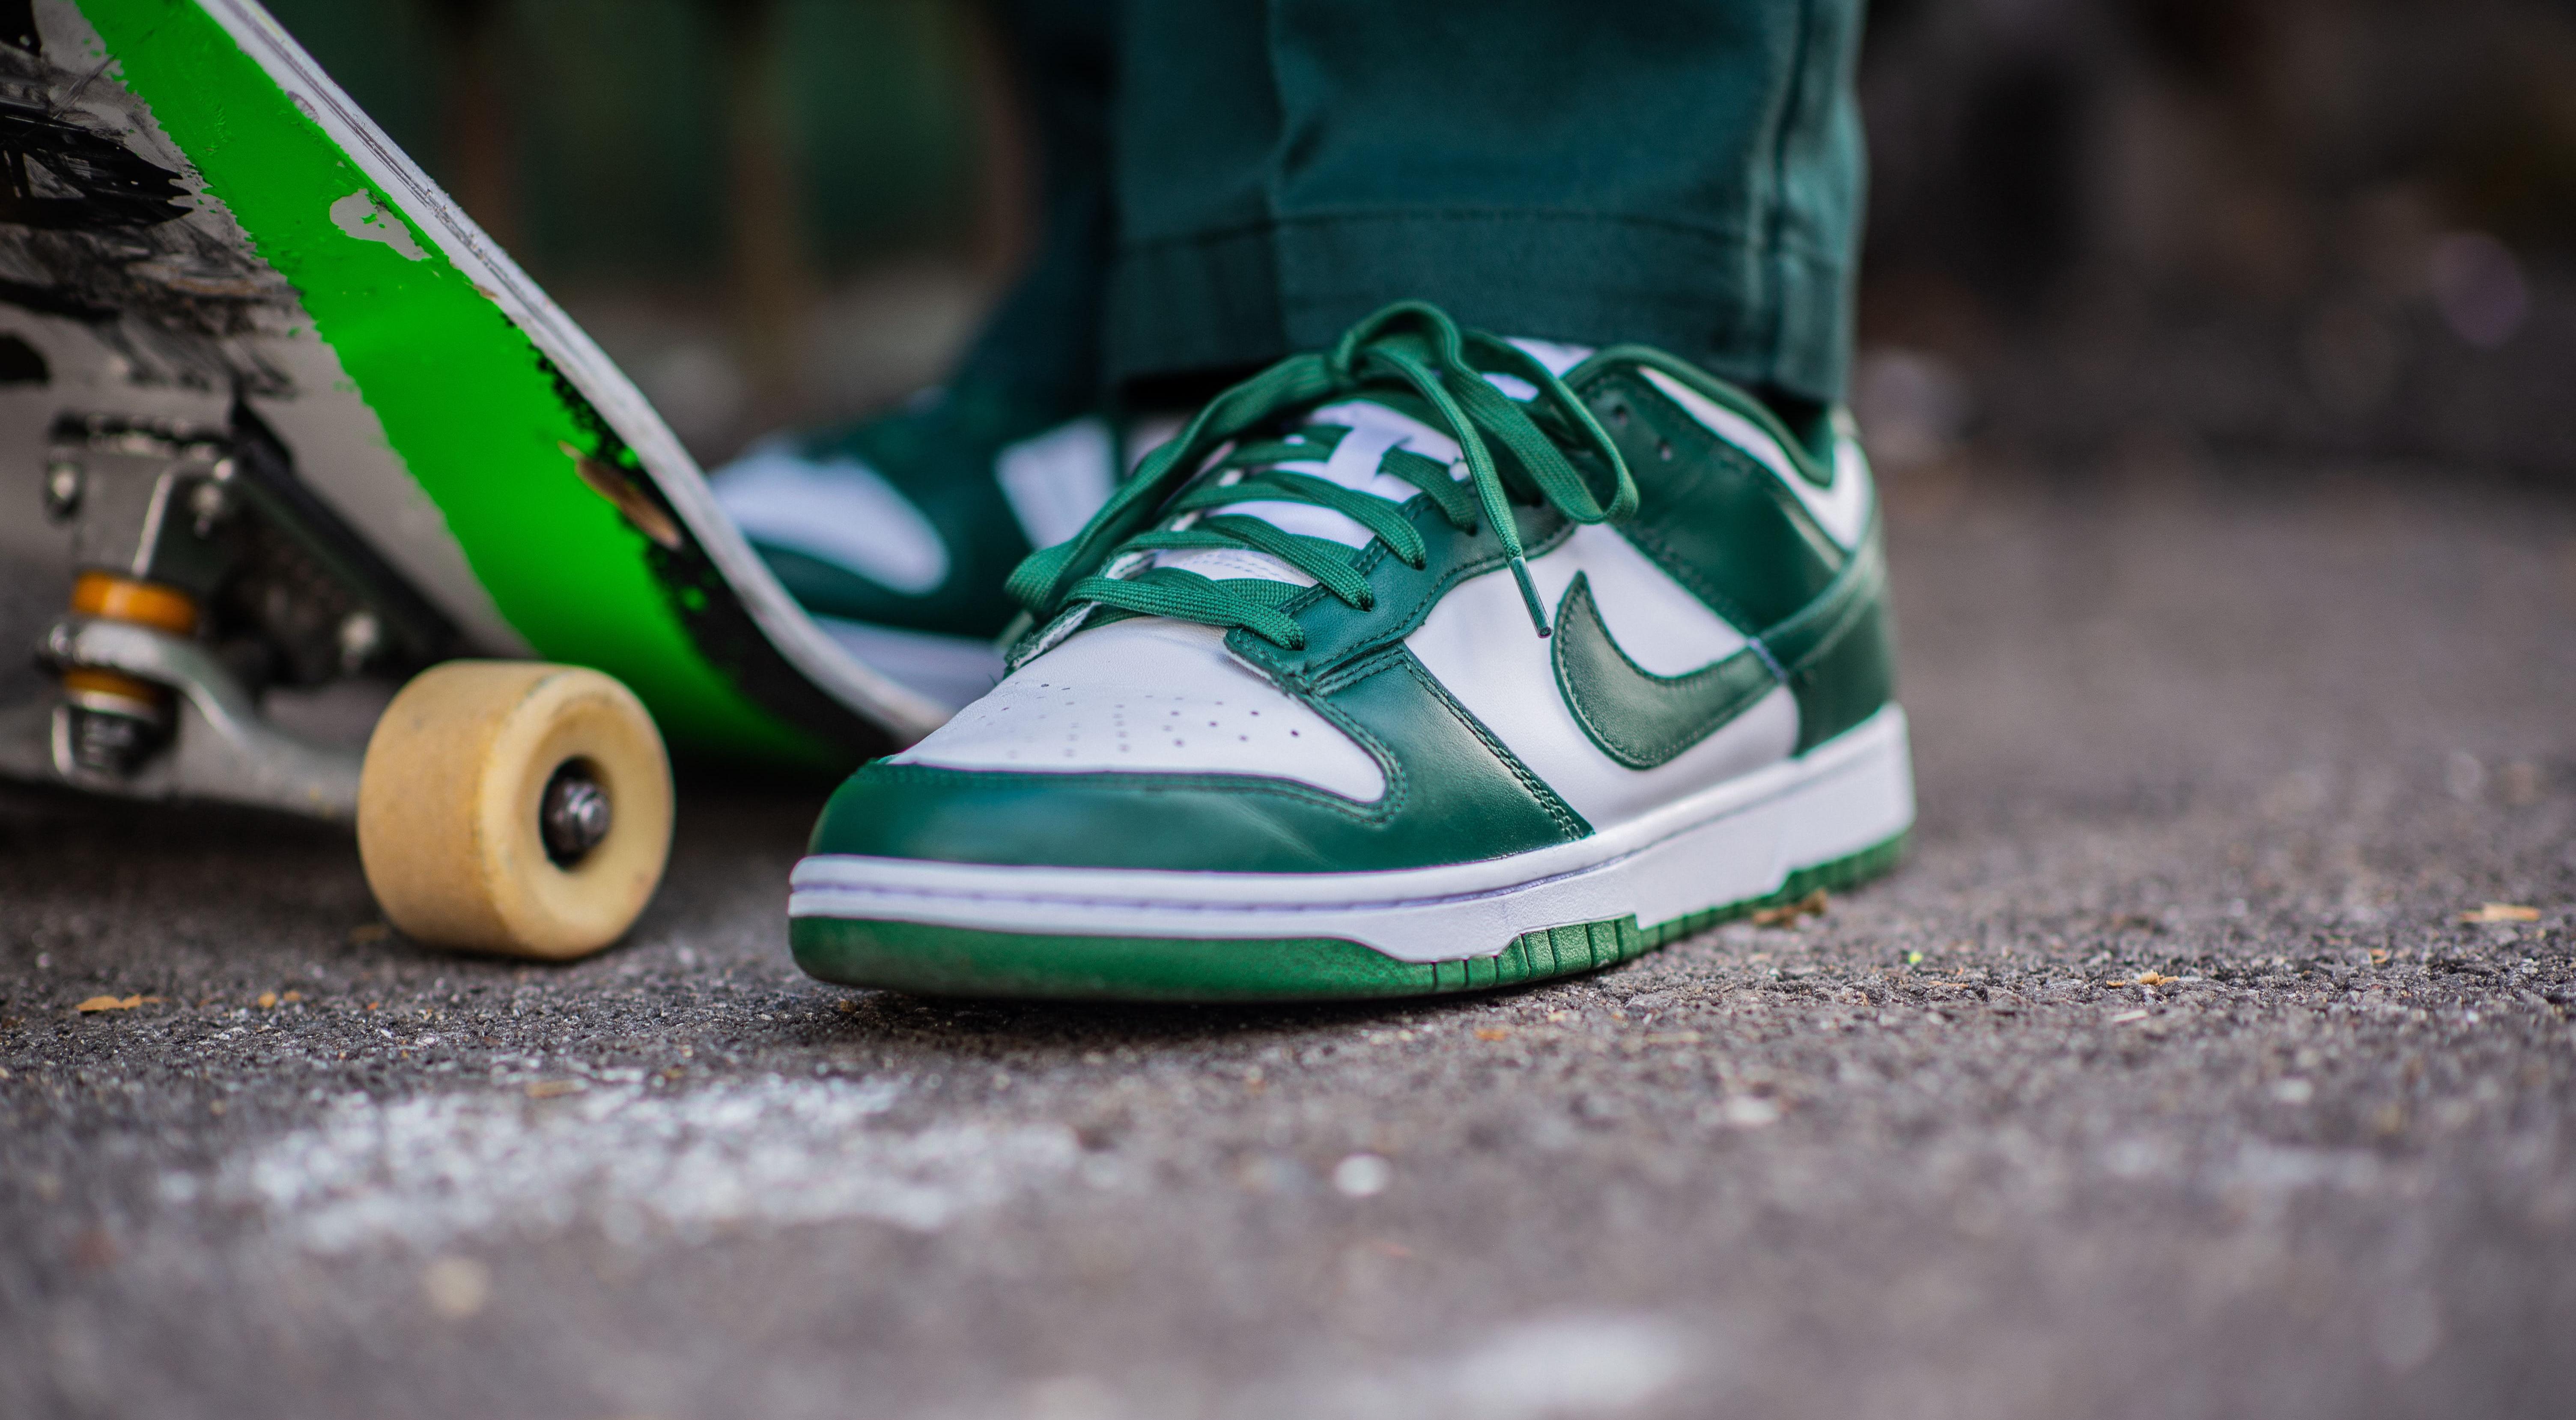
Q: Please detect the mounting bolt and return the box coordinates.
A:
[187,478,231,537]
[42,460,80,521]
[336,609,382,672]
[66,704,154,775]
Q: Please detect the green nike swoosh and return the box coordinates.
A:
[1553,535,1886,770]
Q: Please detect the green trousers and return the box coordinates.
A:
[962,0,1866,415]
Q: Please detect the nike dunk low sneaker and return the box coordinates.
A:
[788,303,1913,1001]
[712,387,1125,710]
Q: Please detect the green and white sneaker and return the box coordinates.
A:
[788,303,1911,1001]
[712,388,1126,710]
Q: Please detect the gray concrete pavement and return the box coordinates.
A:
[3,453,2573,1420]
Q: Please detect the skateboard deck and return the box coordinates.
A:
[0,0,954,812]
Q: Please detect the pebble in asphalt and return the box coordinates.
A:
[3,457,2573,1420]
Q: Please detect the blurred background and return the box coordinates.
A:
[261,0,2576,483]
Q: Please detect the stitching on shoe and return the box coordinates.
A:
[1394,649,1587,841]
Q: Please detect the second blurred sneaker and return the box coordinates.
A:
[712,388,1127,710]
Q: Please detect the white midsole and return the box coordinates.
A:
[789,705,1914,964]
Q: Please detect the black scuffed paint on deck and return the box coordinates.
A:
[537,352,888,763]
[0,24,298,393]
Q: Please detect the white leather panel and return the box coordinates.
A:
[1154,544,1316,587]
[894,619,1388,802]
[1155,400,1458,587]
[1405,525,1798,827]
[1319,398,1464,469]
[1506,337,1593,376]
[997,416,1117,549]
[712,444,949,594]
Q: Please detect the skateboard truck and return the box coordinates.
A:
[42,428,233,779]
[39,612,366,819]
[15,409,674,959]
[27,413,414,813]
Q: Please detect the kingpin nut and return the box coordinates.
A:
[43,460,80,521]
[188,478,231,537]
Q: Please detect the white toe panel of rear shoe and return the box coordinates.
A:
[712,444,949,594]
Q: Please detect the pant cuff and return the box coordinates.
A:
[1105,210,1852,405]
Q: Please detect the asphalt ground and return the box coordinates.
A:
[3,450,2573,1420]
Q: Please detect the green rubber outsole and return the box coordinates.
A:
[789,832,1908,1003]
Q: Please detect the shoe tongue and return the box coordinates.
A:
[1143,338,1592,591]
[1149,400,1459,587]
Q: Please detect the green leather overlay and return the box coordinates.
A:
[1576,366,1843,631]
[1550,573,1780,770]
[1551,515,1888,768]
[806,645,1583,873]
[1786,559,1897,752]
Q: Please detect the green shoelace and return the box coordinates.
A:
[1005,302,1638,656]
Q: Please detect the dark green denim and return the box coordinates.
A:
[972,0,1866,409]
[949,0,1115,418]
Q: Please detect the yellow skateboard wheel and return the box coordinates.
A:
[357,661,673,960]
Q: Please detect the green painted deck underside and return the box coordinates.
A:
[75,0,820,760]
[790,833,1909,1002]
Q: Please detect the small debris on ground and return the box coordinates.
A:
[1473,1027,1511,1041]
[70,1228,117,1270]
[74,994,157,1013]
[1751,889,1830,927]
[421,1256,491,1319]
[524,1080,585,1100]
[256,991,278,1009]
[1332,1154,1393,1197]
[2459,903,2540,924]
[1714,1095,1782,1128]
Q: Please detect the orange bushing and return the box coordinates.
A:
[71,570,200,636]
[60,665,165,709]
[64,572,199,714]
